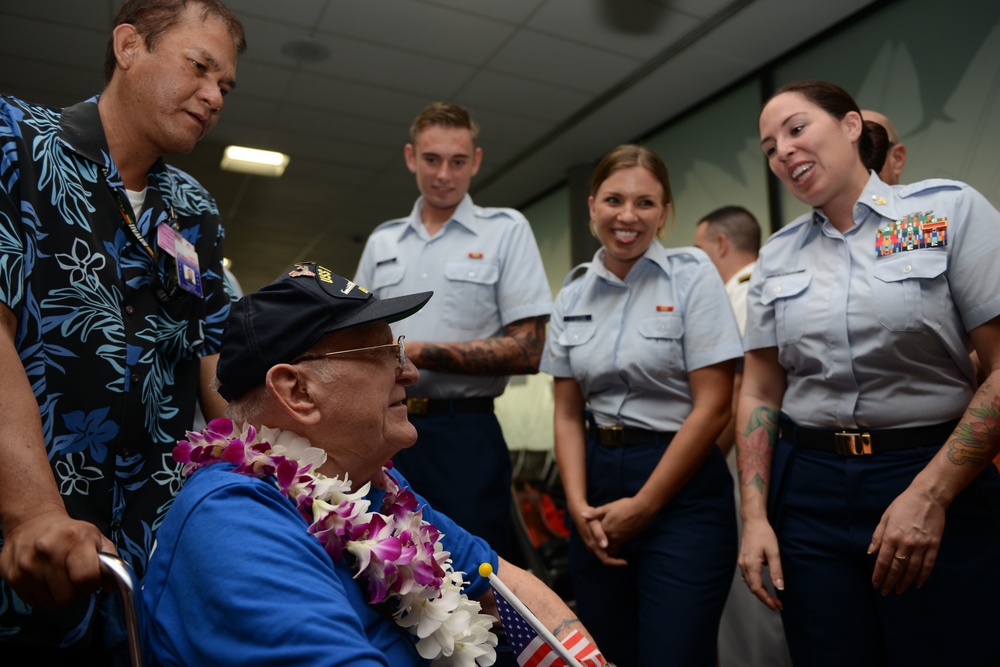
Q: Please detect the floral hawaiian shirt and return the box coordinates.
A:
[0,94,232,647]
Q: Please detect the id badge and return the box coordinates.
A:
[157,224,203,298]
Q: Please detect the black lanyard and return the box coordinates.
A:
[109,184,182,303]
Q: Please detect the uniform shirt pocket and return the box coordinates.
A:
[443,261,500,330]
[760,271,812,345]
[636,313,685,376]
[637,313,684,340]
[873,251,948,332]
[370,263,405,291]
[557,322,598,347]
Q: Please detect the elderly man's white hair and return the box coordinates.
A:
[219,358,341,424]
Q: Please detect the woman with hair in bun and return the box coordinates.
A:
[738,80,1000,666]
[542,144,742,666]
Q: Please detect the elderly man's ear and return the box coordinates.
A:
[265,365,323,426]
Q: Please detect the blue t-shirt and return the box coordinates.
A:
[139,464,497,666]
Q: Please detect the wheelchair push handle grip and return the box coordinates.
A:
[98,552,143,667]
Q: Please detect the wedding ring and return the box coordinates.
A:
[893,555,910,563]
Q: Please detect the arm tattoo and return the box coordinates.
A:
[736,406,778,495]
[947,384,1000,466]
[413,316,546,376]
[551,617,583,637]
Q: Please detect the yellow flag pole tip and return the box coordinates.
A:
[479,562,493,577]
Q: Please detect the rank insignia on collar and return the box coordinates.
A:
[875,211,948,258]
[872,195,886,206]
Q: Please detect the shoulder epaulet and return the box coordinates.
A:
[769,214,813,241]
[473,206,520,221]
[662,245,707,264]
[371,217,408,234]
[897,178,965,198]
[562,262,591,287]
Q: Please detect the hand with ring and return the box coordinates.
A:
[868,483,946,596]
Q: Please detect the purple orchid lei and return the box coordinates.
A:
[174,418,499,666]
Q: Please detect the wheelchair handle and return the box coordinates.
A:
[98,552,143,667]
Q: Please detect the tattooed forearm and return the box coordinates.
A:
[736,406,779,495]
[947,386,1000,466]
[551,617,583,638]
[408,316,546,376]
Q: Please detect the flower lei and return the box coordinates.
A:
[174,418,498,666]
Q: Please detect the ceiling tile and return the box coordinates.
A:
[1,15,107,72]
[3,1,115,30]
[305,38,477,99]
[527,0,699,59]
[282,71,430,126]
[0,55,103,107]
[416,0,545,24]
[225,0,328,28]
[488,31,640,95]
[456,71,592,124]
[317,0,516,64]
[469,107,554,148]
[646,0,735,20]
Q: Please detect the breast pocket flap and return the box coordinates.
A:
[371,263,405,290]
[638,314,683,339]
[760,271,812,305]
[444,261,499,285]
[557,323,597,347]
[874,251,947,283]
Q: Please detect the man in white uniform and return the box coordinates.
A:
[695,205,792,667]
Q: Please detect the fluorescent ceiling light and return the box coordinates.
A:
[220,145,290,177]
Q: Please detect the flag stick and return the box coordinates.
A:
[479,563,585,667]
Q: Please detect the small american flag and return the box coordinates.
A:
[492,582,605,667]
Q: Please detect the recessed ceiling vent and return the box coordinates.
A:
[281,38,330,64]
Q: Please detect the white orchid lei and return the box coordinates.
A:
[173,418,498,666]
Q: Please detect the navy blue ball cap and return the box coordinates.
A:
[216,262,431,401]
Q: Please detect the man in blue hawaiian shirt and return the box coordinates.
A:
[0,0,245,660]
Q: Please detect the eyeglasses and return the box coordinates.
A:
[294,335,406,369]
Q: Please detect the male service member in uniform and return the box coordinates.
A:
[354,102,552,562]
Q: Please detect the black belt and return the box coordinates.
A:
[588,423,676,447]
[780,416,960,456]
[405,397,495,416]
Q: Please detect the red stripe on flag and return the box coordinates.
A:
[521,637,554,667]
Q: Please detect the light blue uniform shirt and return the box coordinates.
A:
[745,173,1000,430]
[354,194,552,398]
[541,242,743,433]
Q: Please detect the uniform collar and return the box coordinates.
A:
[592,239,669,284]
[856,171,900,220]
[810,171,893,231]
[403,193,479,240]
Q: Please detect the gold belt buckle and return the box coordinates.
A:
[406,397,429,416]
[834,431,873,456]
[598,424,625,447]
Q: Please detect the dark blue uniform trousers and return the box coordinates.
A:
[570,436,737,667]
[770,437,1000,667]
[391,411,518,562]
